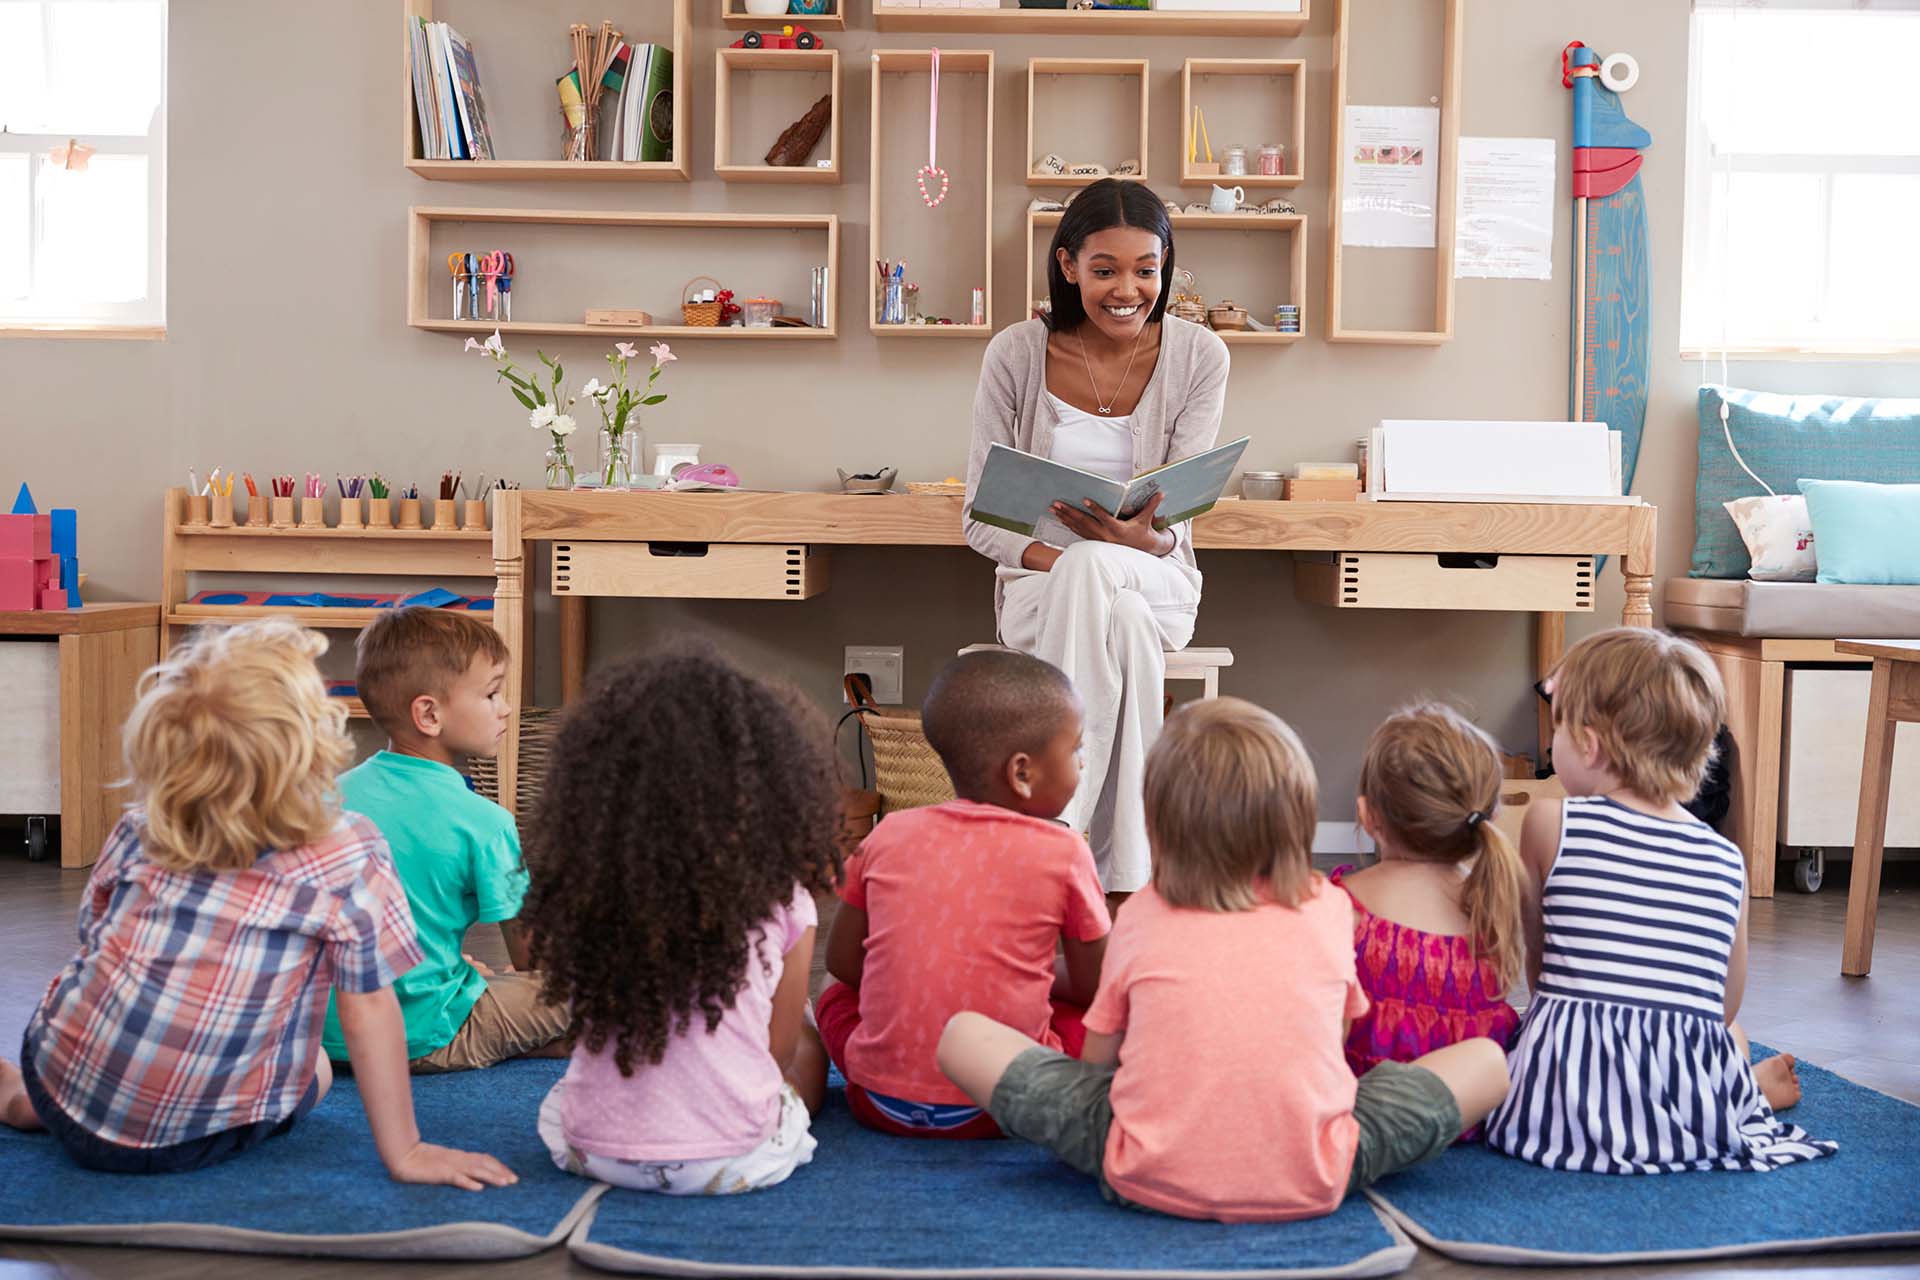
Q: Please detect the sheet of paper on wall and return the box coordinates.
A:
[1455,137,1555,279]
[1368,421,1635,503]
[1339,106,1441,248]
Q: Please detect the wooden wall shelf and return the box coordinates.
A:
[1027,59,1149,188]
[870,49,995,337]
[1181,59,1306,188]
[715,48,841,184]
[1026,210,1306,344]
[407,206,840,339]
[873,4,1307,37]
[403,0,693,182]
[722,1,845,31]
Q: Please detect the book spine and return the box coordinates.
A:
[408,18,436,160]
[640,45,672,163]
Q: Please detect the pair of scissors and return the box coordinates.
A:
[495,251,513,321]
[447,252,468,317]
[479,251,508,319]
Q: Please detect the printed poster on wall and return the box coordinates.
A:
[1339,105,1441,249]
[1455,137,1556,279]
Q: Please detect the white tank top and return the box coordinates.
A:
[1035,392,1135,546]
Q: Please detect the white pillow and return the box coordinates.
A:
[1723,494,1817,582]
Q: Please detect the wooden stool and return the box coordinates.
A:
[1836,639,1920,977]
[957,644,1234,699]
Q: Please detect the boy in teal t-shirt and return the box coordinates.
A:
[322,608,568,1072]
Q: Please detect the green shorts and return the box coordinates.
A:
[1346,1059,1461,1192]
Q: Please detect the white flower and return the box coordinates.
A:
[580,377,608,401]
[614,341,640,360]
[529,403,556,433]
[650,342,676,366]
[550,413,579,438]
[467,331,506,360]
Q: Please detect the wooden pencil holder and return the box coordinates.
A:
[184,494,211,527]
[209,494,235,528]
[462,499,488,531]
[299,497,326,529]
[246,496,271,528]
[336,496,364,530]
[269,496,295,529]
[397,497,423,530]
[367,497,393,529]
[430,499,457,532]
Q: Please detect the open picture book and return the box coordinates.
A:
[968,436,1251,538]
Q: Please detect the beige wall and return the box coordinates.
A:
[4,1,1915,815]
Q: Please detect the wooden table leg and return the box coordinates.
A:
[1621,503,1656,627]
[491,496,527,817]
[560,596,588,705]
[1534,612,1565,769]
[1750,659,1783,898]
[1842,658,1898,976]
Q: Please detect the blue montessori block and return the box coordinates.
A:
[10,483,36,515]
[60,554,81,604]
[50,509,76,557]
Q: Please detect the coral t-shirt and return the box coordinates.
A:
[1085,878,1369,1222]
[840,800,1110,1104]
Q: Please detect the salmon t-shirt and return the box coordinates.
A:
[1085,878,1369,1222]
[840,799,1111,1104]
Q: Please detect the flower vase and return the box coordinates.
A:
[599,425,638,489]
[545,441,576,491]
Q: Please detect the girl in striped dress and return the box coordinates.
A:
[1485,628,1835,1174]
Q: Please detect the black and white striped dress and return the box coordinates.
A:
[1484,796,1836,1173]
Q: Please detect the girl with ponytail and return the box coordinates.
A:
[1332,703,1524,1140]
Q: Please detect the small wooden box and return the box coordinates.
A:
[552,542,830,600]
[585,308,654,326]
[1294,552,1595,612]
[1284,477,1361,502]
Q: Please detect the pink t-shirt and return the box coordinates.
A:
[1085,878,1369,1223]
[559,884,816,1161]
[841,799,1110,1103]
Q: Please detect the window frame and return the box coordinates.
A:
[1680,1,1920,361]
[0,0,168,339]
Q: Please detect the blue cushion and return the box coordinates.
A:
[1692,385,1920,578]
[1798,479,1920,585]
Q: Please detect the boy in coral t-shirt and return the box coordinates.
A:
[818,650,1110,1139]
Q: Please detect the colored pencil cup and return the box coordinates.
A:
[397,497,423,530]
[269,496,295,529]
[430,499,457,532]
[246,497,270,528]
[209,494,235,528]
[299,497,326,529]
[462,499,488,531]
[336,496,364,530]
[184,494,211,527]
[367,497,393,529]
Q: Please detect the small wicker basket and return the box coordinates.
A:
[468,706,560,833]
[682,275,723,327]
[843,675,955,816]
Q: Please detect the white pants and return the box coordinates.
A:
[539,1078,816,1195]
[998,542,1202,892]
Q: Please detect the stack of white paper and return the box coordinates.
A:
[1368,420,1632,503]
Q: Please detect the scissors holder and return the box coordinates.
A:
[269,496,295,529]
[463,499,488,531]
[337,497,364,530]
[397,497,424,531]
[183,495,211,527]
[245,497,270,528]
[430,499,458,532]
[209,495,235,529]
[367,497,394,530]
[299,498,327,530]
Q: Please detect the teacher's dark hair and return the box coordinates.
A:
[1045,179,1174,332]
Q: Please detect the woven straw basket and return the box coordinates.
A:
[468,706,560,830]
[682,275,723,327]
[843,675,955,816]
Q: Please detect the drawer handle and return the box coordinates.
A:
[1435,553,1499,570]
[648,542,711,558]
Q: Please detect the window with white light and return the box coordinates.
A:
[1682,2,1920,357]
[0,0,166,333]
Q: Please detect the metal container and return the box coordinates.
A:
[809,266,829,328]
[1242,471,1286,501]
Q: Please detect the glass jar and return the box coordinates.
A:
[1221,144,1248,176]
[1258,143,1286,176]
[744,296,780,328]
[599,422,637,488]
[545,441,576,491]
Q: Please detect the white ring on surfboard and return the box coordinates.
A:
[1600,52,1639,94]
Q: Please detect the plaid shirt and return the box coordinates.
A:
[23,811,422,1149]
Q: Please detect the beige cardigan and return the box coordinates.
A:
[965,316,1231,619]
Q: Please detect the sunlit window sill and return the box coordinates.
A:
[1682,346,1920,363]
[0,324,166,341]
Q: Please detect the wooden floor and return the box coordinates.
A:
[2,849,1916,1279]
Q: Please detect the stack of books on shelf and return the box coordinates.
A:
[409,17,495,160]
[603,45,675,162]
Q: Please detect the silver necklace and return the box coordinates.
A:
[1078,323,1147,415]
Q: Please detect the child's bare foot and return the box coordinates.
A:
[1754,1053,1801,1112]
[0,1059,46,1131]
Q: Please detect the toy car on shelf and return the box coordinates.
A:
[731,24,821,50]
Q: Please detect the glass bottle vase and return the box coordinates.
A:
[544,440,576,490]
[599,425,638,489]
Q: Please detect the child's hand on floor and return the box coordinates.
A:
[462,953,496,978]
[387,1140,519,1190]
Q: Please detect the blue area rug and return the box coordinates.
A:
[1366,1049,1920,1264]
[568,1086,1414,1277]
[0,1059,600,1259]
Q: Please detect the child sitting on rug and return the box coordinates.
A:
[0,621,513,1187]
[1484,628,1834,1173]
[1333,703,1524,1138]
[526,651,839,1194]
[819,650,1110,1139]
[937,698,1510,1222]
[320,607,569,1073]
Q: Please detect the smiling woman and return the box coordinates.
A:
[964,179,1230,897]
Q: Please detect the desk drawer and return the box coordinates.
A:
[552,542,829,600]
[1294,552,1594,612]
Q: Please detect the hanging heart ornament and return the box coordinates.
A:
[918,48,948,209]
[917,165,949,208]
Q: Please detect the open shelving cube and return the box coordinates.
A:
[402,0,692,182]
[869,49,995,337]
[721,0,845,31]
[716,48,841,184]
[1181,59,1306,188]
[873,3,1307,38]
[1025,209,1307,345]
[1027,59,1149,189]
[408,206,840,339]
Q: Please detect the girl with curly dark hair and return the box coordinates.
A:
[525,649,842,1195]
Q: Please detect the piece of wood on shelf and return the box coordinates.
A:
[715,47,840,184]
[870,49,994,336]
[873,4,1308,38]
[722,0,845,31]
[1180,58,1306,188]
[1026,58,1149,188]
[403,0,693,181]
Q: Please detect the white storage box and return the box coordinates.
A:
[1780,668,1920,850]
[0,641,61,812]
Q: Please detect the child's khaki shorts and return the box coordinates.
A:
[410,972,571,1074]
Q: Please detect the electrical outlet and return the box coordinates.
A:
[845,645,904,705]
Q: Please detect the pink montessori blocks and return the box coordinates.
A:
[0,513,50,559]
[0,487,78,610]
[0,556,33,611]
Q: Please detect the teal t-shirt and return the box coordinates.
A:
[321,751,527,1061]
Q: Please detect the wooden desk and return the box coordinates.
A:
[1838,638,1920,977]
[489,492,1656,813]
[0,603,161,867]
